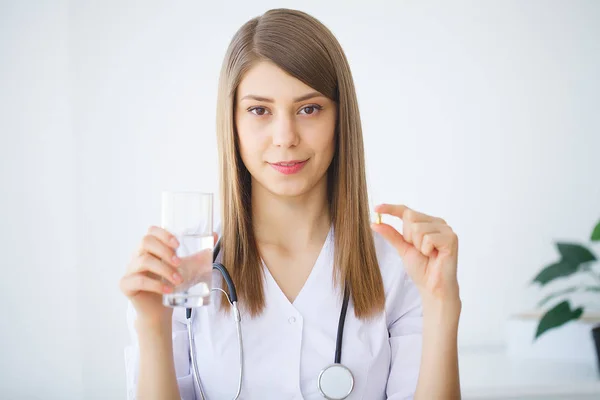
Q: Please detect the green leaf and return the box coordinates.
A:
[535,300,583,339]
[537,287,578,308]
[556,242,596,264]
[532,260,578,286]
[537,286,600,308]
[592,221,600,242]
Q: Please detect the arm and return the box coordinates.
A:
[415,296,461,400]
[124,302,196,400]
[385,274,461,400]
[135,318,181,400]
[372,203,462,400]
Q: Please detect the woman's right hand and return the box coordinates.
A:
[119,226,183,327]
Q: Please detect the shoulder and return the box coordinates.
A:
[371,231,423,328]
[371,230,405,296]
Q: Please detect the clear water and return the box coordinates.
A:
[163,234,213,308]
[163,282,211,307]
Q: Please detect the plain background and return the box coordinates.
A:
[1,0,599,398]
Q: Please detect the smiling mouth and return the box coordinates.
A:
[270,159,308,166]
[268,159,309,175]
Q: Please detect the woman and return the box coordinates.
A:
[120,8,461,400]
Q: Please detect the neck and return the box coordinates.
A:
[251,178,331,251]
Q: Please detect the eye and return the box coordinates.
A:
[248,107,270,116]
[299,105,323,115]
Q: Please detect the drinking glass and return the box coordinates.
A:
[161,191,214,308]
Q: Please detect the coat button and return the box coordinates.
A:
[288,316,296,324]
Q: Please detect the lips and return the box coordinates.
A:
[273,160,305,166]
[269,159,308,175]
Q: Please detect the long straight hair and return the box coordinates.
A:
[215,8,384,319]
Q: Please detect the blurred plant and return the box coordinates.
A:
[531,220,600,339]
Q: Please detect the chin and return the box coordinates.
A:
[267,181,311,198]
[249,163,327,198]
[251,174,310,198]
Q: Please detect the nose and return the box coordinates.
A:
[271,114,299,148]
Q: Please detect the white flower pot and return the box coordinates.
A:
[506,312,600,366]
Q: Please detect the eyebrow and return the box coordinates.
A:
[239,91,325,103]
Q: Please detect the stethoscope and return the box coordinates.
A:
[185,236,354,400]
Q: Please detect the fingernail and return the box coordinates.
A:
[163,285,173,293]
[171,255,180,266]
[172,272,182,284]
[170,237,179,248]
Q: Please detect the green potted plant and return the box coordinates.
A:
[531,219,600,366]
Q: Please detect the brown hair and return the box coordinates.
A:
[215,8,384,319]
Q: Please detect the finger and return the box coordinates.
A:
[120,273,172,297]
[146,225,180,250]
[138,234,181,268]
[374,204,437,223]
[421,233,442,257]
[132,253,182,286]
[374,204,408,219]
[422,230,458,256]
[371,222,411,257]
[408,222,441,251]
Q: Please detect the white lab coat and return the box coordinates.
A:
[124,226,423,399]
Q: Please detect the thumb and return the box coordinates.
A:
[213,232,219,246]
[371,223,411,257]
[371,223,425,287]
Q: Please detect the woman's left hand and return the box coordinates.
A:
[371,204,460,304]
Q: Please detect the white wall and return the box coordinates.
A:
[0,1,83,399]
[2,0,599,398]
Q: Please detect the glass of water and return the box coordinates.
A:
[161,191,214,308]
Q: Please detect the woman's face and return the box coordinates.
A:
[235,61,337,198]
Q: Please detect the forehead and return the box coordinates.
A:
[237,61,319,101]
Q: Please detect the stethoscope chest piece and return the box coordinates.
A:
[317,363,354,399]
